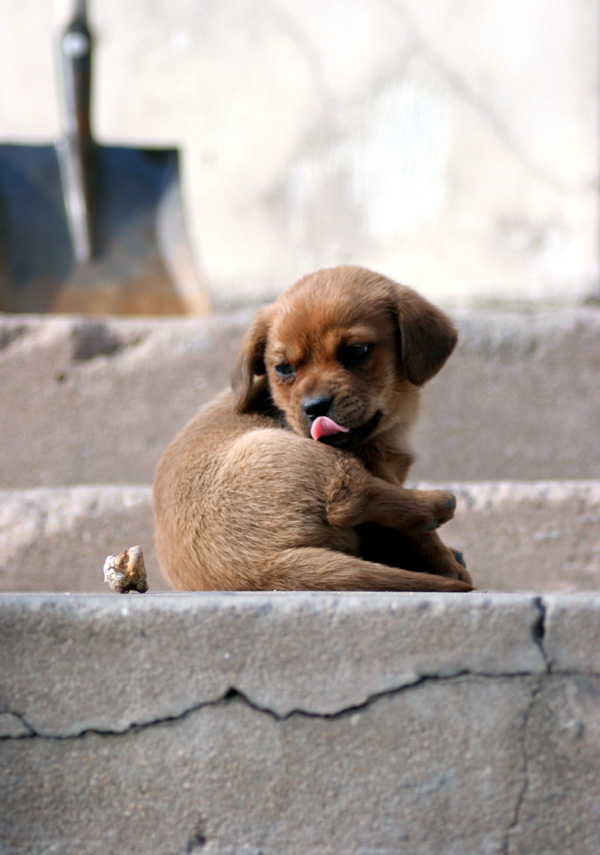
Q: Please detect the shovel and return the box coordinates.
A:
[0,1,210,315]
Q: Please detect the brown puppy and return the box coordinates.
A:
[154,266,472,592]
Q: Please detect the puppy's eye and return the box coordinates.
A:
[274,362,295,379]
[338,344,372,368]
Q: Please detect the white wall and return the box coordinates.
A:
[1,0,598,305]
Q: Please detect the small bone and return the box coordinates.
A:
[103,545,148,594]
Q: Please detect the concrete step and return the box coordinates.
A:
[1,591,599,854]
[1,307,599,487]
[0,484,168,594]
[1,481,599,593]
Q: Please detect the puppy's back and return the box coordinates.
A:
[153,390,254,589]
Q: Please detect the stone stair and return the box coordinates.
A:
[2,590,600,855]
[2,480,600,594]
[1,307,599,593]
[2,306,600,854]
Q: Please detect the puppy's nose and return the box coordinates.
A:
[302,395,333,420]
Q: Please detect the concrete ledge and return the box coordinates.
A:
[1,593,599,854]
[0,485,168,593]
[2,481,599,593]
[0,592,549,734]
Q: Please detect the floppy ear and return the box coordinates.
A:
[390,286,458,386]
[231,306,271,412]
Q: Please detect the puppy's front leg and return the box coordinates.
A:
[325,458,456,537]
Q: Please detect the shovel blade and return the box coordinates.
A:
[0,143,210,315]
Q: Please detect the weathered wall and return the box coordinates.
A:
[1,0,598,305]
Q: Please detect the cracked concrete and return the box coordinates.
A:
[508,675,600,855]
[0,674,541,742]
[2,676,537,855]
[501,677,543,855]
[1,593,599,854]
[0,593,550,737]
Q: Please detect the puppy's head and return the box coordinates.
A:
[232,266,457,448]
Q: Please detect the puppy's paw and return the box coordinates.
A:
[430,544,473,585]
[408,490,456,535]
[452,549,466,568]
[435,491,457,524]
[450,549,472,585]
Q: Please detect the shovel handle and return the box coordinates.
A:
[56,2,93,263]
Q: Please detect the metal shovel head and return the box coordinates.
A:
[1,4,209,316]
[0,140,207,314]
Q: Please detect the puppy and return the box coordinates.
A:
[154,266,472,592]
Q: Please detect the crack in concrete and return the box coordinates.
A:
[501,604,547,854]
[1,667,555,744]
[502,678,543,855]
[532,596,550,671]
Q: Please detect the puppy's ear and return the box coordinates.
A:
[390,286,458,386]
[231,306,271,412]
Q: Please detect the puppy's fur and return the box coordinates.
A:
[154,266,472,592]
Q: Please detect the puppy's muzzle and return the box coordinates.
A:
[302,395,333,421]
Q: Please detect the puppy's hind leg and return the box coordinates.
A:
[403,531,472,585]
[322,457,472,587]
[325,457,457,537]
[261,547,472,592]
[359,525,472,586]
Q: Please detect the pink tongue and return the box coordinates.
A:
[310,416,350,441]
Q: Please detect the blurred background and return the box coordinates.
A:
[0,0,598,312]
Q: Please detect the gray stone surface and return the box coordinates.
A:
[0,593,546,736]
[1,592,599,854]
[0,485,167,593]
[543,594,600,673]
[507,676,600,855]
[434,481,600,592]
[2,482,599,594]
[0,313,248,489]
[0,678,534,855]
[1,308,599,488]
[417,307,600,481]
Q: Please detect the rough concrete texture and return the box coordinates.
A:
[1,1,598,304]
[436,481,600,592]
[0,593,547,733]
[2,482,600,595]
[1,307,599,487]
[0,485,167,593]
[0,313,246,488]
[1,593,599,854]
